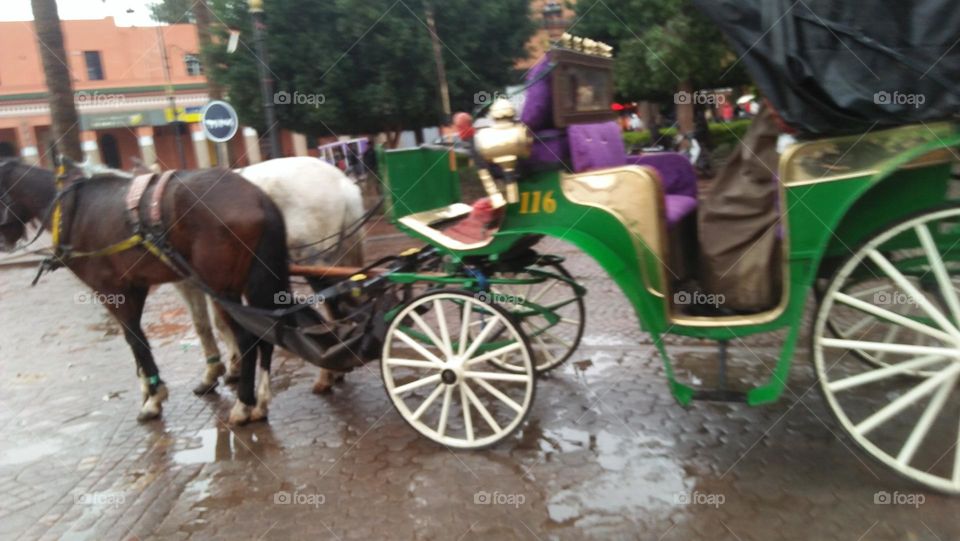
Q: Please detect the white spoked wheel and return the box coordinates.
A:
[827,277,949,376]
[381,290,536,449]
[487,262,585,374]
[813,207,960,494]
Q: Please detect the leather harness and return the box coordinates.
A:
[126,170,175,229]
[48,169,179,265]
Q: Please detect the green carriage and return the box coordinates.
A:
[369,29,960,492]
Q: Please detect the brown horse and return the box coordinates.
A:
[0,159,296,424]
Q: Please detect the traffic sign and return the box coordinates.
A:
[200,100,239,142]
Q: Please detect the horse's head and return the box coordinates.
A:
[0,159,30,251]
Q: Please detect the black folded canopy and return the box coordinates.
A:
[692,0,960,135]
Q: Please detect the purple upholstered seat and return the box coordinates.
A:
[626,153,698,198]
[665,195,698,226]
[520,55,554,131]
[564,122,697,226]
[518,53,697,226]
[527,129,570,168]
[567,121,627,173]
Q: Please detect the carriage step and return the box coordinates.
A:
[691,389,748,402]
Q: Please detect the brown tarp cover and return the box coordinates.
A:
[697,108,782,312]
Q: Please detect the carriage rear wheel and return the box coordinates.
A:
[381,290,536,449]
[813,206,960,494]
[826,276,948,377]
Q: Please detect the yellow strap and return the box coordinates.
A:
[70,234,145,259]
[51,164,66,249]
[48,165,176,267]
[141,239,176,267]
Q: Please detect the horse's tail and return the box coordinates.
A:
[244,193,290,311]
[339,177,365,268]
[245,193,328,331]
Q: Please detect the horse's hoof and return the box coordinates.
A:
[312,382,334,395]
[137,409,162,423]
[228,401,252,425]
[192,380,219,396]
[250,406,269,423]
[224,373,241,385]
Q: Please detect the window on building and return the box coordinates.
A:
[185,54,203,76]
[84,51,104,81]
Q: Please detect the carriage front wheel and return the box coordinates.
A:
[381,290,536,449]
[813,206,960,494]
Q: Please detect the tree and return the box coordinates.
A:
[164,0,534,146]
[150,0,222,98]
[149,0,196,24]
[31,0,81,162]
[575,0,746,134]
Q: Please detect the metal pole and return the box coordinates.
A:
[249,2,281,159]
[156,25,187,169]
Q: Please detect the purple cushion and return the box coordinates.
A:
[526,129,569,168]
[665,194,697,226]
[520,55,553,131]
[626,153,697,198]
[567,121,627,172]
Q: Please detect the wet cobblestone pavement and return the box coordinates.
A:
[1,235,959,541]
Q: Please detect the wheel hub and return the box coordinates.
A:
[440,368,458,385]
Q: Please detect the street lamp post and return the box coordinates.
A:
[249,0,281,159]
[155,24,188,168]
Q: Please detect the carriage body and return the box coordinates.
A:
[374,35,960,491]
[381,125,959,395]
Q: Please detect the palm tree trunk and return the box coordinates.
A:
[31,0,82,162]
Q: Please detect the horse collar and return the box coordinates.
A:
[127,170,176,231]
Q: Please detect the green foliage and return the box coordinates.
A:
[148,0,196,23]
[192,0,535,137]
[622,119,751,150]
[574,0,748,100]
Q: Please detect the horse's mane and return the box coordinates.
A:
[79,161,134,180]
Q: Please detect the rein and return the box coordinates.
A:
[290,196,384,264]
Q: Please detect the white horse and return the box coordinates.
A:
[178,157,365,397]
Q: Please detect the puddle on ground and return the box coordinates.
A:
[0,438,63,466]
[542,429,689,525]
[172,426,283,465]
[173,429,224,465]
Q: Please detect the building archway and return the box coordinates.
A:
[0,141,16,158]
[99,133,121,168]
